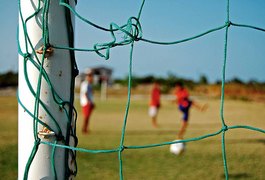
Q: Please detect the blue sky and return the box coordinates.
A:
[1,0,265,83]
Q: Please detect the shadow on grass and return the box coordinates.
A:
[221,173,251,179]
[0,144,18,179]
[226,138,265,145]
[79,131,265,146]
[81,130,179,136]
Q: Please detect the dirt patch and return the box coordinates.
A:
[0,87,17,96]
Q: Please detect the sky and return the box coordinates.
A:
[1,0,265,83]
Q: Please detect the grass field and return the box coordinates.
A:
[0,94,264,179]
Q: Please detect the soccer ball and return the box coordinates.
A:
[170,140,185,155]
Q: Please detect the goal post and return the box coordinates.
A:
[15,0,265,179]
[18,0,77,179]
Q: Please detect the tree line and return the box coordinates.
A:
[114,73,265,88]
[0,71,18,88]
[0,71,264,89]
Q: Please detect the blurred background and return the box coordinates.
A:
[0,0,264,179]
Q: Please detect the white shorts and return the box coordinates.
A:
[149,106,158,118]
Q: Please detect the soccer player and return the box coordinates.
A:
[174,82,207,139]
[149,81,161,128]
[80,69,95,134]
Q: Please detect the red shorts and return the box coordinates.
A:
[82,103,94,118]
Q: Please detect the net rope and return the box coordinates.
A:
[17,0,265,179]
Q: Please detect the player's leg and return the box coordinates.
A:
[86,104,94,133]
[178,120,188,139]
[178,106,189,139]
[152,117,158,128]
[82,104,89,133]
[191,101,208,112]
[82,104,94,134]
[149,106,159,128]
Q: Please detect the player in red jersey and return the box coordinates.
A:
[174,82,207,139]
[149,81,161,128]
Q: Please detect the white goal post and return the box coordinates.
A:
[18,0,76,179]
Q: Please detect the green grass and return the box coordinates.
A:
[0,95,264,179]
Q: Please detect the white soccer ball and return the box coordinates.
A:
[170,140,185,155]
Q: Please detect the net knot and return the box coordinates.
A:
[123,17,142,42]
[119,145,126,152]
[222,125,228,131]
[23,53,31,59]
[59,102,66,110]
[225,21,231,27]
[93,17,142,60]
[35,138,41,145]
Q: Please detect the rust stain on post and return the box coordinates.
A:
[36,45,54,58]
[38,127,55,139]
[59,70,62,77]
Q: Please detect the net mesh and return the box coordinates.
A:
[18,0,265,179]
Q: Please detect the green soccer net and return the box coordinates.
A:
[18,0,265,179]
